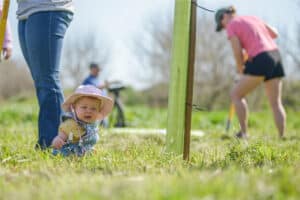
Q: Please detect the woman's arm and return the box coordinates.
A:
[98,80,109,89]
[265,24,278,39]
[3,24,13,59]
[229,36,244,74]
[0,8,13,60]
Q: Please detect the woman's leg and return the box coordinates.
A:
[264,78,286,137]
[18,20,31,68]
[230,75,264,135]
[21,11,73,148]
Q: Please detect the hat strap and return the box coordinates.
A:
[68,105,85,144]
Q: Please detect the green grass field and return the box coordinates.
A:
[1,98,300,199]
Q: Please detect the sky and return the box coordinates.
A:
[7,0,299,89]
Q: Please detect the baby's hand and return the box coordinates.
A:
[51,136,66,149]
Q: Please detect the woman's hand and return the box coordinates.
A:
[2,47,12,60]
[237,66,245,74]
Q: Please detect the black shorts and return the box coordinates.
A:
[244,50,285,81]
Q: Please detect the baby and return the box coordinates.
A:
[51,85,113,156]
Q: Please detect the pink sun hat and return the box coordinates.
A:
[62,85,114,119]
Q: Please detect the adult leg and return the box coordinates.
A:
[264,78,286,137]
[18,20,31,68]
[230,75,264,135]
[23,11,73,148]
[18,20,42,146]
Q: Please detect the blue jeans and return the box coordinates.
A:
[18,11,73,148]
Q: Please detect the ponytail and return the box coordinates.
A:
[227,6,236,14]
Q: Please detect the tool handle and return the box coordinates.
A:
[0,0,11,61]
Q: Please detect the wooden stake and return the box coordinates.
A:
[183,1,197,161]
[166,0,196,160]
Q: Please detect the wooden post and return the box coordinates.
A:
[166,0,196,160]
[183,1,197,160]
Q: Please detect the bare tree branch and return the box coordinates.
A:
[133,13,240,109]
[0,60,34,99]
[62,32,109,88]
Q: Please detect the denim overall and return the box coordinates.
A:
[53,113,100,157]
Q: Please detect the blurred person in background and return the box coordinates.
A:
[82,62,110,127]
[215,6,286,139]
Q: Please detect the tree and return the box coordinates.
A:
[0,60,34,99]
[132,13,173,85]
[133,13,240,109]
[62,32,109,88]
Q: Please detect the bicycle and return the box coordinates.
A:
[107,81,126,128]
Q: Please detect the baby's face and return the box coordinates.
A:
[74,97,102,123]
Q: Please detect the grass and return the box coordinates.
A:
[1,98,300,199]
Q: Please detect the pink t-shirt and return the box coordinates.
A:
[226,16,278,58]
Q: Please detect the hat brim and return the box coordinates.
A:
[62,93,114,120]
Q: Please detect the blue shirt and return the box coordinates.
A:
[82,75,100,86]
[82,75,107,96]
